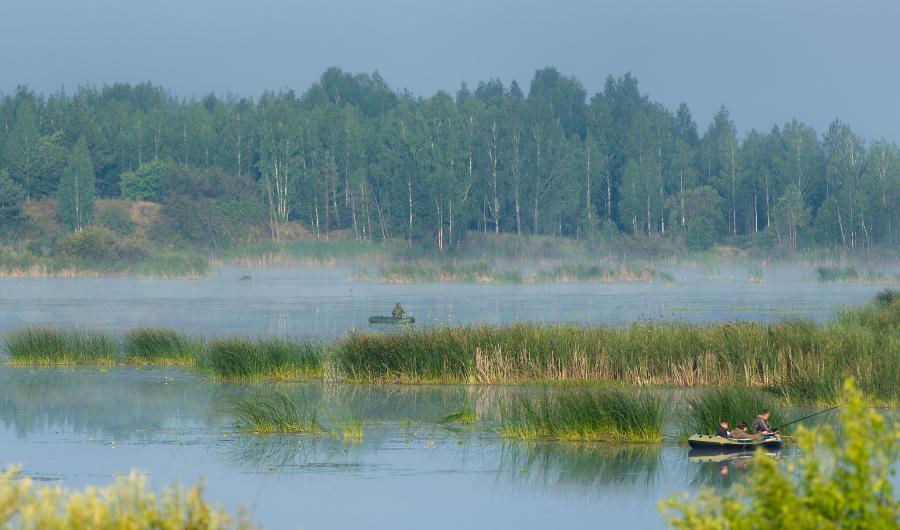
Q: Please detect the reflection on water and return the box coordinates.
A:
[0,265,888,339]
[0,365,895,530]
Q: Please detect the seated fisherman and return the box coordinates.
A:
[753,409,775,435]
[392,303,405,319]
[715,420,730,438]
[730,421,757,439]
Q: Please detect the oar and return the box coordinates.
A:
[772,405,840,432]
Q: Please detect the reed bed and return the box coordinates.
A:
[684,387,787,436]
[370,261,671,284]
[335,294,898,403]
[5,327,118,365]
[226,390,322,434]
[122,327,200,365]
[816,266,896,284]
[202,337,323,380]
[498,389,663,442]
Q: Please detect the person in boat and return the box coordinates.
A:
[392,303,405,319]
[715,420,730,438]
[753,410,775,435]
[730,421,758,440]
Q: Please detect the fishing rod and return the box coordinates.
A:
[772,405,840,432]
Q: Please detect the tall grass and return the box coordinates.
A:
[684,387,787,435]
[225,390,322,434]
[499,389,663,442]
[5,328,117,364]
[122,327,200,365]
[202,337,323,379]
[371,261,668,284]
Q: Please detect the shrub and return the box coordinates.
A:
[96,203,136,235]
[56,226,119,261]
[120,161,164,201]
[0,466,250,529]
[685,218,716,251]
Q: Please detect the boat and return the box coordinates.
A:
[687,434,782,451]
[368,316,416,325]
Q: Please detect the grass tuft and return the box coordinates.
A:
[203,337,323,379]
[5,327,117,365]
[122,327,200,365]
[226,390,322,434]
[499,389,663,443]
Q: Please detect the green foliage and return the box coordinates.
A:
[438,407,478,425]
[0,169,26,238]
[0,465,251,529]
[685,218,716,251]
[55,226,120,260]
[660,380,898,530]
[499,388,663,442]
[56,136,96,230]
[1,69,898,252]
[119,161,164,201]
[684,387,787,435]
[96,202,136,235]
[225,390,322,434]
[203,337,323,379]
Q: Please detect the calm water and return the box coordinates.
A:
[0,266,896,529]
[0,365,814,530]
[0,265,890,338]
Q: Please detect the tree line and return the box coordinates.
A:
[1,67,897,252]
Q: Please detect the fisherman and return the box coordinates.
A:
[730,421,757,440]
[715,420,730,438]
[392,303,405,319]
[753,409,775,435]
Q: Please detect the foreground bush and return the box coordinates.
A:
[661,380,898,529]
[0,467,253,529]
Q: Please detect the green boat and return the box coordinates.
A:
[368,316,416,325]
[688,434,782,451]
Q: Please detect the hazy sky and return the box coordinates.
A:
[2,0,898,140]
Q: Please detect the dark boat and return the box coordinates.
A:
[687,434,782,451]
[368,316,416,325]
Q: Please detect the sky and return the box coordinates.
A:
[1,0,898,141]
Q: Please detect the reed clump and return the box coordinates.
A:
[5,327,118,365]
[203,337,323,380]
[226,390,322,434]
[123,327,200,365]
[684,387,787,436]
[499,389,663,443]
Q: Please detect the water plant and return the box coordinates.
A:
[203,337,323,379]
[683,387,787,436]
[5,327,117,364]
[747,264,764,283]
[122,327,200,365]
[499,388,663,443]
[0,465,250,529]
[438,406,478,425]
[226,390,322,434]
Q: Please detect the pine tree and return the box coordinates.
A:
[57,136,96,230]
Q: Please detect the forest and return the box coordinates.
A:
[0,67,897,259]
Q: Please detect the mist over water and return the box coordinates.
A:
[0,265,887,338]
